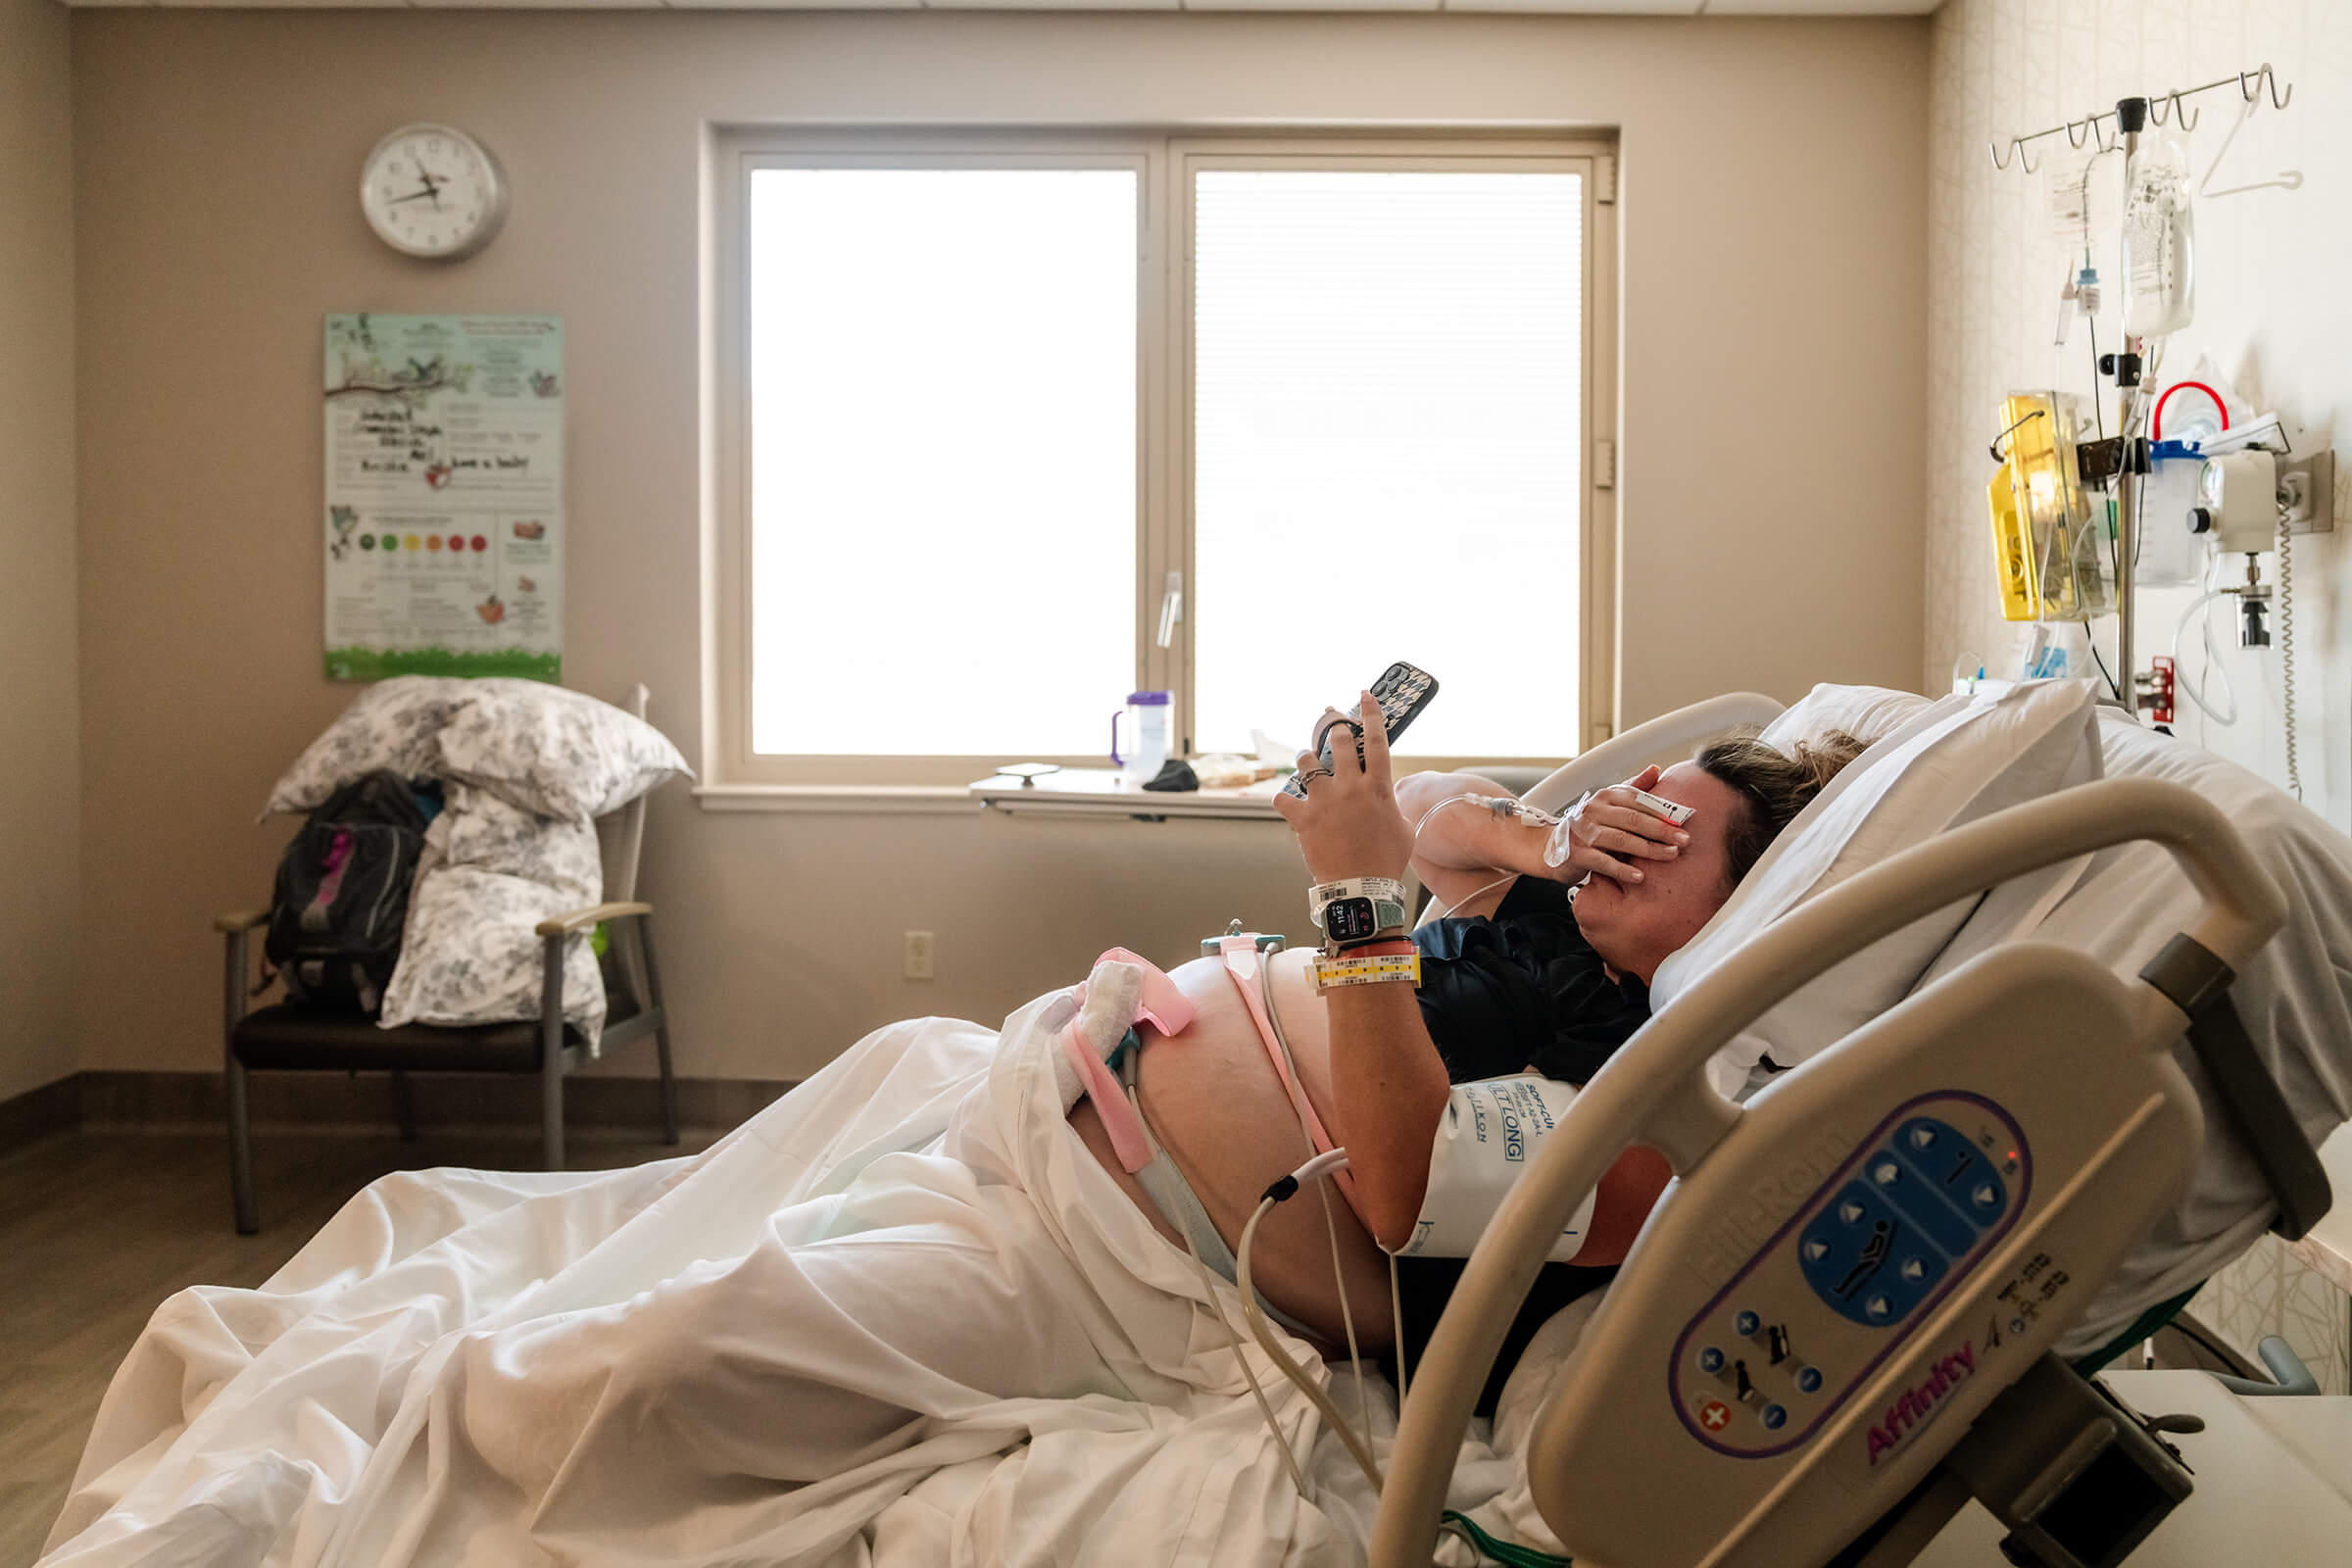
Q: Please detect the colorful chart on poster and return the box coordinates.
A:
[323,314,564,681]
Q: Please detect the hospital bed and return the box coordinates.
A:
[44,681,2351,1568]
[1372,680,2347,1568]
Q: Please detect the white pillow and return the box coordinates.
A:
[434,783,602,908]
[1758,682,1935,751]
[433,680,692,822]
[1651,679,2104,1099]
[377,866,606,1048]
[264,676,466,816]
[1949,711,2352,1357]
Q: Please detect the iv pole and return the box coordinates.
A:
[2112,95,2145,711]
[1993,66,2300,716]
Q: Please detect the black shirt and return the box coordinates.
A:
[1412,873,1651,1083]
[1387,874,1654,1415]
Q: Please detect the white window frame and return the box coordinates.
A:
[704,126,1617,802]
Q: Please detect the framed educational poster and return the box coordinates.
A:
[322,313,564,681]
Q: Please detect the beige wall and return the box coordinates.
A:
[1925,0,2352,1396]
[73,9,1926,1082]
[1,0,80,1105]
[1927,0,2352,824]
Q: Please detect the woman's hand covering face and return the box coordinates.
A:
[1546,763,1695,888]
[1567,760,1744,986]
[1272,692,1415,886]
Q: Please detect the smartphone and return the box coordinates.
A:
[1282,662,1440,798]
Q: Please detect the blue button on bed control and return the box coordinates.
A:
[1735,1310,1761,1337]
[1761,1403,1788,1431]
[1796,1366,1823,1394]
[1801,1180,1923,1327]
[1890,1117,2008,1232]
[1699,1347,1726,1374]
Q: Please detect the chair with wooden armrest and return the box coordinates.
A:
[217,685,679,1235]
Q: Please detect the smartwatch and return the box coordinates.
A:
[1308,877,1411,952]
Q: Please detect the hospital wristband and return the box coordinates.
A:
[1310,950,1422,993]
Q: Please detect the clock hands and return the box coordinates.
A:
[362,127,503,255]
[386,168,449,208]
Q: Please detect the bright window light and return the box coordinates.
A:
[747,168,1137,756]
[1191,170,1584,759]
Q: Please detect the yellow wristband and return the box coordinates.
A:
[1311,952,1422,993]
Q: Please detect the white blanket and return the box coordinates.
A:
[43,989,1544,1567]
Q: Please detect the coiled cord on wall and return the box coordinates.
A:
[2278,500,2302,800]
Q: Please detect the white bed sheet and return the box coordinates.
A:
[43,988,1542,1568]
[1924,710,2352,1354]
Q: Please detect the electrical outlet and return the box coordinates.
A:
[2281,450,2335,535]
[903,931,936,981]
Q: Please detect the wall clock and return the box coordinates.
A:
[360,124,509,261]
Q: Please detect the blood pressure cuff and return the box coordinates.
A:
[1392,1076,1598,1261]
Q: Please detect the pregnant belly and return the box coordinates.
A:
[1067,948,1399,1350]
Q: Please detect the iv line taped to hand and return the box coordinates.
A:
[1411,793,1564,922]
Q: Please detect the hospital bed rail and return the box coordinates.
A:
[1517,692,1784,818]
[1373,775,2302,1568]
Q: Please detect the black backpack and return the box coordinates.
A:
[265,771,435,1014]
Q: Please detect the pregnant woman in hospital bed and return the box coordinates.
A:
[41,703,1864,1568]
[1081,701,1866,1404]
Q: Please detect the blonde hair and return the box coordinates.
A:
[1692,727,1872,892]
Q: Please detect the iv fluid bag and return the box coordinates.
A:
[2123,135,2194,339]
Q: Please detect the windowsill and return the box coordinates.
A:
[693,783,985,815]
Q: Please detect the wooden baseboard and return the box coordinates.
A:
[0,1073,81,1156]
[1,1070,795,1153]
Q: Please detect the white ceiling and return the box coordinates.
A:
[66,0,1939,14]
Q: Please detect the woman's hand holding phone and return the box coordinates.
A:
[1272,692,1414,886]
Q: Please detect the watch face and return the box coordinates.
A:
[1325,897,1378,941]
[362,125,506,260]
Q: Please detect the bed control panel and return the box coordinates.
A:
[1523,917,2230,1568]
[1666,1096,2030,1459]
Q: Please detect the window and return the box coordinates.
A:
[709,132,1616,793]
